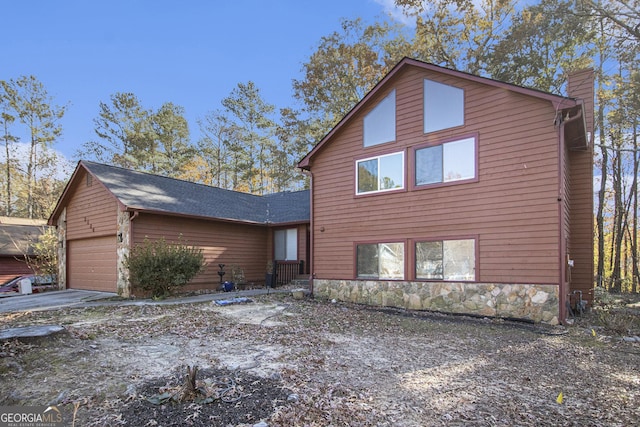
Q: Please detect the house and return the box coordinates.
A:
[299,57,594,324]
[48,161,310,296]
[0,216,49,283]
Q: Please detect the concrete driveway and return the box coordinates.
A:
[0,289,116,314]
[0,287,305,314]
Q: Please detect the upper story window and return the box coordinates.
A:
[424,79,464,134]
[415,136,476,186]
[364,89,396,147]
[356,151,404,195]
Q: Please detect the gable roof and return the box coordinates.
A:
[299,57,583,169]
[49,161,309,226]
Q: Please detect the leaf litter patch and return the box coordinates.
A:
[120,365,291,427]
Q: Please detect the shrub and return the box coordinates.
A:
[30,227,59,280]
[126,237,206,298]
[597,309,640,335]
[12,226,58,283]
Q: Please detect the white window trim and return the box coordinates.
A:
[355,151,405,195]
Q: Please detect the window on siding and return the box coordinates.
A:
[364,90,395,147]
[415,137,475,186]
[356,152,404,195]
[357,242,404,279]
[416,239,475,280]
[274,228,297,260]
[424,79,464,133]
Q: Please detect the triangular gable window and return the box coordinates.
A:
[364,89,396,147]
[424,80,464,133]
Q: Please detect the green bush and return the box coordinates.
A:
[126,237,206,298]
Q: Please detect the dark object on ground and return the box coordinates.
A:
[119,367,290,427]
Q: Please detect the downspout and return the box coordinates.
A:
[557,107,584,324]
[129,210,139,245]
[301,168,314,296]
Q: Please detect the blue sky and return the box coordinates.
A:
[2,0,402,161]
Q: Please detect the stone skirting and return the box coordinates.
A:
[313,279,559,325]
[116,210,131,297]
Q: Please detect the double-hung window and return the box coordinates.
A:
[415,239,475,281]
[357,242,405,279]
[415,136,476,186]
[356,151,404,195]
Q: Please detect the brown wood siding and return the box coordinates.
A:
[60,167,120,292]
[568,69,595,303]
[310,66,561,284]
[132,213,268,290]
[65,169,119,240]
[67,236,117,291]
[297,224,309,274]
[0,257,34,283]
[568,148,594,298]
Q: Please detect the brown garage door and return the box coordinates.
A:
[67,236,117,292]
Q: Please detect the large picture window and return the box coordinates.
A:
[424,79,464,133]
[364,90,396,147]
[415,136,476,186]
[416,239,475,280]
[356,152,404,195]
[357,242,404,279]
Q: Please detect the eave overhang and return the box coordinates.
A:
[561,102,589,151]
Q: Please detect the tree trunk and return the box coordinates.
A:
[595,33,608,288]
[2,120,12,217]
[633,123,639,293]
[179,365,198,402]
[611,148,624,292]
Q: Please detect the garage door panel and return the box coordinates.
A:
[68,236,117,292]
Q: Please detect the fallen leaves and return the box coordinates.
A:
[1,296,639,426]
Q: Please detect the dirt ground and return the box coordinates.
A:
[1,293,639,426]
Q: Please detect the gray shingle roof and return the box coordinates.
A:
[0,224,48,256]
[82,161,309,225]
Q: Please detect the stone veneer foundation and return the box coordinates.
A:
[313,279,559,325]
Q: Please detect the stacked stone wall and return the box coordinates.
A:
[56,208,67,290]
[116,210,131,297]
[314,279,559,324]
